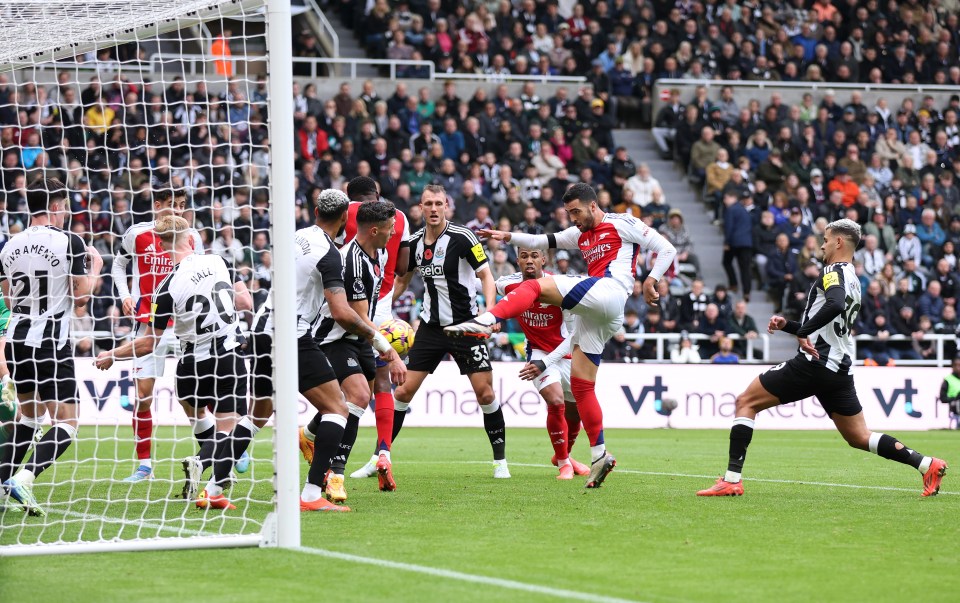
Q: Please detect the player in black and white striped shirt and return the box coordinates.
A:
[392,185,511,478]
[698,219,948,497]
[309,201,406,500]
[0,178,103,516]
[96,216,255,510]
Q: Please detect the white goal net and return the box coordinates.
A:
[0,0,300,555]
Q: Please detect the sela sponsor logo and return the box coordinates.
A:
[419,264,445,278]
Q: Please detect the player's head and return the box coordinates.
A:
[420,184,448,227]
[315,188,350,233]
[561,182,600,232]
[821,218,861,263]
[347,176,380,202]
[517,247,546,280]
[155,215,192,253]
[26,178,67,226]
[153,186,187,218]
[356,200,396,249]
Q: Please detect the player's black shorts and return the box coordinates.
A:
[406,322,491,375]
[176,348,248,415]
[298,335,337,392]
[758,356,863,417]
[250,333,273,399]
[321,338,376,383]
[5,340,78,403]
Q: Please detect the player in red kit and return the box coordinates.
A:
[497,248,590,480]
[447,183,676,488]
[111,187,204,482]
[296,177,410,490]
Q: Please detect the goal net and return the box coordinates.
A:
[0,0,299,555]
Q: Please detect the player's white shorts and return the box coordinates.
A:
[554,275,626,356]
[132,321,178,380]
[529,349,573,402]
[373,287,394,327]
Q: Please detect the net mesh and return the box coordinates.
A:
[0,0,276,551]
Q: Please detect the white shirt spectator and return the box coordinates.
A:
[855,246,886,276]
[897,231,922,265]
[625,173,664,208]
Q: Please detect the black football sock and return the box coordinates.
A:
[307,414,346,487]
[391,401,410,443]
[481,401,506,461]
[201,432,226,471]
[871,433,925,470]
[212,419,255,488]
[330,405,362,475]
[726,418,755,481]
[26,424,76,478]
[305,414,322,441]
[1,420,41,483]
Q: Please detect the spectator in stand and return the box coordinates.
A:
[710,337,740,364]
[689,126,720,185]
[722,191,754,301]
[659,208,700,279]
[860,313,896,367]
[670,331,701,364]
[828,166,860,207]
[624,163,663,210]
[766,233,798,313]
[778,207,812,251]
[898,224,923,266]
[680,279,709,331]
[918,281,946,323]
[917,209,947,268]
[695,304,727,358]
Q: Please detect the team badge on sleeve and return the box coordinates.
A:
[471,244,487,263]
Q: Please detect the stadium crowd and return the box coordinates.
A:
[1,0,959,366]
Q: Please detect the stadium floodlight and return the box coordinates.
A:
[0,0,299,555]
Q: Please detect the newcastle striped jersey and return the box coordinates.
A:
[0,225,88,349]
[796,262,860,374]
[315,239,387,346]
[294,225,344,339]
[151,254,243,361]
[408,222,489,326]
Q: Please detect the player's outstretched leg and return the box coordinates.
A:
[445,278,554,338]
[831,413,949,497]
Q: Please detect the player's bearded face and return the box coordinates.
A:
[565,200,595,231]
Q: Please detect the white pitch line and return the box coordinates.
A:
[295,546,649,603]
[406,461,957,496]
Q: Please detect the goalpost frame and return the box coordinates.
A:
[0,0,300,555]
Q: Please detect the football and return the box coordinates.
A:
[379,318,415,356]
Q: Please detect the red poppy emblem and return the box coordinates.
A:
[424,249,433,260]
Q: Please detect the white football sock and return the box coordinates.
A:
[301,483,324,502]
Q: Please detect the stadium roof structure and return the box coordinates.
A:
[0,0,262,70]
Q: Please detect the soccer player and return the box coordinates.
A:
[111,187,206,482]
[97,215,255,510]
[0,293,17,446]
[293,189,403,512]
[497,247,590,480]
[0,178,104,516]
[333,177,412,483]
[446,182,676,488]
[315,200,405,500]
[391,184,510,478]
[696,219,949,497]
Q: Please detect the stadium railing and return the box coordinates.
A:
[622,332,770,362]
[301,0,339,57]
[651,78,960,119]
[852,333,954,368]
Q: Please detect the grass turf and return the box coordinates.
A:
[1,426,958,602]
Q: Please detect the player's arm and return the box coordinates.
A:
[71,235,103,308]
[794,272,846,339]
[233,280,253,312]
[617,216,677,304]
[462,230,496,310]
[393,271,413,301]
[110,250,134,315]
[480,225,580,251]
[94,281,172,370]
[478,266,497,313]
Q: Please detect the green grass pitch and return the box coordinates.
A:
[2,426,959,602]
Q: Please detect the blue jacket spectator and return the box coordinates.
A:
[777,208,812,250]
[724,198,753,249]
[439,124,465,161]
[918,282,945,321]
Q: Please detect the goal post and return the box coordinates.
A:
[0,0,299,555]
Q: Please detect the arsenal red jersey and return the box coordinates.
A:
[496,272,569,354]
